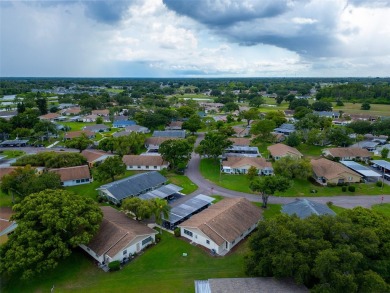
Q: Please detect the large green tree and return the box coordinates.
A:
[249,175,291,208]
[114,132,145,156]
[122,197,153,221]
[273,157,311,180]
[0,190,103,280]
[195,132,233,161]
[240,108,259,126]
[151,198,170,234]
[94,156,126,182]
[182,114,202,134]
[250,119,276,141]
[65,134,92,153]
[1,166,62,201]
[245,208,390,292]
[159,139,192,171]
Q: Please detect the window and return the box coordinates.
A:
[76,179,80,183]
[348,176,353,181]
[128,166,132,168]
[146,166,149,169]
[183,229,193,237]
[154,166,158,169]
[138,166,141,169]
[206,240,210,244]
[123,250,127,255]
[142,236,152,246]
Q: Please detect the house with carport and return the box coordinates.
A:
[322,147,372,162]
[178,198,262,256]
[81,149,115,167]
[221,157,273,175]
[80,206,157,266]
[49,165,92,186]
[311,158,362,185]
[267,143,303,160]
[122,155,169,171]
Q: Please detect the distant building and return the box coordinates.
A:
[221,157,273,175]
[267,143,303,160]
[273,123,296,136]
[311,158,362,185]
[83,124,109,133]
[152,130,186,138]
[122,155,169,171]
[49,165,92,186]
[64,130,95,140]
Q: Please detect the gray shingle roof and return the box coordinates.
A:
[97,171,167,201]
[152,130,186,138]
[282,199,336,219]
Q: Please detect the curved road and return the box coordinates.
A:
[178,133,390,209]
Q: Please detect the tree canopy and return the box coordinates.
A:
[249,175,291,208]
[245,207,390,292]
[195,132,232,160]
[13,152,87,168]
[65,134,92,153]
[273,157,312,180]
[159,139,192,171]
[0,190,103,280]
[94,156,126,182]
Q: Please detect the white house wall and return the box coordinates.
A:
[62,178,91,187]
[126,165,167,171]
[110,234,156,262]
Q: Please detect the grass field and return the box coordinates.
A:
[0,190,13,207]
[371,203,390,217]
[296,144,324,157]
[200,158,390,196]
[62,121,94,131]
[0,150,25,158]
[166,173,198,194]
[333,102,390,116]
[261,204,282,219]
[1,232,247,293]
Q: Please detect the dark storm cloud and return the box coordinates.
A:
[163,0,296,26]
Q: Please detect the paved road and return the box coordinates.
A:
[174,133,390,209]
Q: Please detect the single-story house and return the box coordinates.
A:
[267,143,303,160]
[39,113,60,121]
[228,138,251,147]
[0,110,17,120]
[122,155,169,171]
[64,130,95,140]
[194,278,308,293]
[271,132,286,143]
[92,109,110,116]
[49,165,92,186]
[152,130,186,138]
[311,158,362,185]
[232,126,250,138]
[81,149,115,167]
[313,111,340,119]
[145,137,180,150]
[125,125,150,134]
[178,198,262,256]
[83,124,109,133]
[82,114,99,123]
[166,121,183,130]
[61,107,81,116]
[322,147,372,162]
[113,117,136,128]
[0,139,29,147]
[97,171,167,204]
[351,141,380,152]
[221,157,273,175]
[273,123,295,136]
[282,199,336,219]
[80,206,157,265]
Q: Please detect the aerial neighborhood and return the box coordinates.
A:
[0,78,389,292]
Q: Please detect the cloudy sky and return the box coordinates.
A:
[1,0,390,77]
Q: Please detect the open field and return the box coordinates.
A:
[0,150,25,158]
[333,102,390,116]
[166,173,198,194]
[62,121,95,131]
[1,232,247,293]
[200,158,390,196]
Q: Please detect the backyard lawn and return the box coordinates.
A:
[1,232,247,293]
[0,150,25,158]
[372,203,390,217]
[200,158,390,196]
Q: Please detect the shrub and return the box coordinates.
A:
[155,234,162,243]
[342,186,347,192]
[376,181,383,187]
[326,201,333,207]
[108,260,121,271]
[348,186,356,192]
[174,227,181,237]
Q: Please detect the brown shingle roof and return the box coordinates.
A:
[267,143,303,157]
[222,157,272,169]
[0,167,18,180]
[145,137,179,146]
[179,198,262,245]
[87,206,157,258]
[92,109,109,116]
[122,155,167,167]
[168,121,183,128]
[39,113,60,120]
[63,107,81,114]
[0,207,14,221]
[65,130,94,139]
[228,138,251,146]
[81,149,112,163]
[311,158,362,180]
[49,165,91,182]
[324,147,372,158]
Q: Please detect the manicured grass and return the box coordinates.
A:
[201,158,390,197]
[329,204,347,214]
[1,232,247,293]
[0,150,25,158]
[106,88,124,93]
[296,144,324,157]
[261,204,282,219]
[372,203,390,217]
[62,121,95,131]
[0,190,13,207]
[200,158,252,193]
[211,195,225,203]
[166,173,198,194]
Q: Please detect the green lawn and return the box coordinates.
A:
[329,204,347,214]
[333,102,390,116]
[211,195,225,203]
[261,204,282,219]
[200,158,252,193]
[1,232,247,293]
[296,144,324,157]
[200,158,390,196]
[372,203,390,217]
[0,190,13,207]
[166,173,198,194]
[0,150,25,158]
[62,121,95,131]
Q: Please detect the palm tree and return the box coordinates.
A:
[151,198,170,234]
